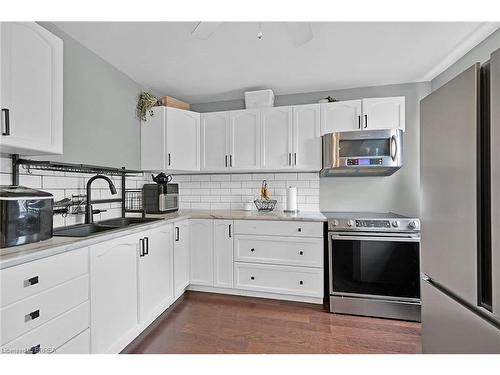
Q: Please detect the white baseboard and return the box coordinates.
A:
[187,285,324,305]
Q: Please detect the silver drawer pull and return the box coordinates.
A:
[24,276,39,287]
[250,276,255,280]
[25,309,40,322]
[299,280,304,285]
[299,251,304,255]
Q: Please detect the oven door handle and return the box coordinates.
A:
[329,233,420,242]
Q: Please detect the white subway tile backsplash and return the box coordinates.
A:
[43,175,84,189]
[275,173,297,181]
[251,173,274,181]
[191,202,210,209]
[210,174,231,181]
[298,172,320,180]
[172,172,320,213]
[191,175,211,182]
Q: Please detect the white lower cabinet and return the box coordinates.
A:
[89,233,139,354]
[190,219,214,286]
[234,263,323,298]
[138,225,174,324]
[213,219,234,288]
[234,235,323,268]
[173,220,190,298]
[55,329,90,354]
[0,301,89,354]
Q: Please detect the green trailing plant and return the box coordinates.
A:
[137,92,159,122]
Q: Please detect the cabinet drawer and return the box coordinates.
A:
[0,247,89,307]
[0,274,89,345]
[234,220,323,238]
[234,235,323,268]
[234,262,323,298]
[0,301,89,354]
[55,329,90,354]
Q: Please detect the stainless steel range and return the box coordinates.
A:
[324,212,421,321]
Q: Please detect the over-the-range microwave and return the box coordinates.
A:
[321,129,403,177]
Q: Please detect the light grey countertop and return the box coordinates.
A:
[0,210,326,270]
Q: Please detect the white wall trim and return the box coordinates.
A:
[421,22,500,82]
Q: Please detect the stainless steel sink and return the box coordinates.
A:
[98,217,162,227]
[53,223,119,237]
[53,217,163,237]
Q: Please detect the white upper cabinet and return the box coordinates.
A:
[200,111,230,171]
[320,97,405,134]
[0,22,63,155]
[213,219,234,289]
[141,107,166,170]
[229,109,261,170]
[141,106,200,171]
[293,104,321,170]
[261,106,293,170]
[321,100,362,134]
[166,107,200,171]
[362,97,405,130]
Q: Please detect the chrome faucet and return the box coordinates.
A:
[85,175,117,224]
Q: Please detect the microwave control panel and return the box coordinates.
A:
[347,158,383,166]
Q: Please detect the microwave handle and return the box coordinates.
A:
[330,133,338,167]
[390,135,397,161]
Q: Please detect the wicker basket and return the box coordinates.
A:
[254,199,277,212]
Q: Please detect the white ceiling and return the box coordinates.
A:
[54,22,499,104]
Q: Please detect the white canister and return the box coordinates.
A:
[285,187,298,212]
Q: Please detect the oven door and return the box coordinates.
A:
[329,232,420,302]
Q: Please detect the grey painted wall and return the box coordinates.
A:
[431,28,500,91]
[192,82,431,216]
[35,23,144,169]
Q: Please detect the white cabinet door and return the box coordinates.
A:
[173,219,190,297]
[200,111,230,171]
[229,109,261,170]
[190,219,214,286]
[293,104,321,170]
[213,219,234,288]
[141,106,166,170]
[138,225,174,324]
[0,22,63,155]
[320,100,362,134]
[261,106,293,170]
[362,97,405,130]
[166,107,200,171]
[90,234,139,354]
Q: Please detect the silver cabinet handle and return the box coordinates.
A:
[229,155,233,167]
[288,153,292,166]
[1,108,10,136]
[139,238,145,257]
[390,135,397,161]
[225,155,228,167]
[294,153,297,166]
[357,115,361,129]
[364,114,368,128]
[168,153,171,166]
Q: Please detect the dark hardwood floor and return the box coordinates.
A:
[124,291,421,354]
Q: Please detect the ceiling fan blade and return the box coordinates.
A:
[285,22,313,47]
[191,22,222,40]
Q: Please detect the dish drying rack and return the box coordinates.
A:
[10,154,147,218]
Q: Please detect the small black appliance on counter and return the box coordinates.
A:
[142,175,178,214]
[0,186,54,248]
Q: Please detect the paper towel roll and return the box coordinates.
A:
[286,187,298,212]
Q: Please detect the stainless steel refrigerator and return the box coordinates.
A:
[420,49,500,353]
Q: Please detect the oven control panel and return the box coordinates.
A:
[328,217,420,232]
[355,220,391,228]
